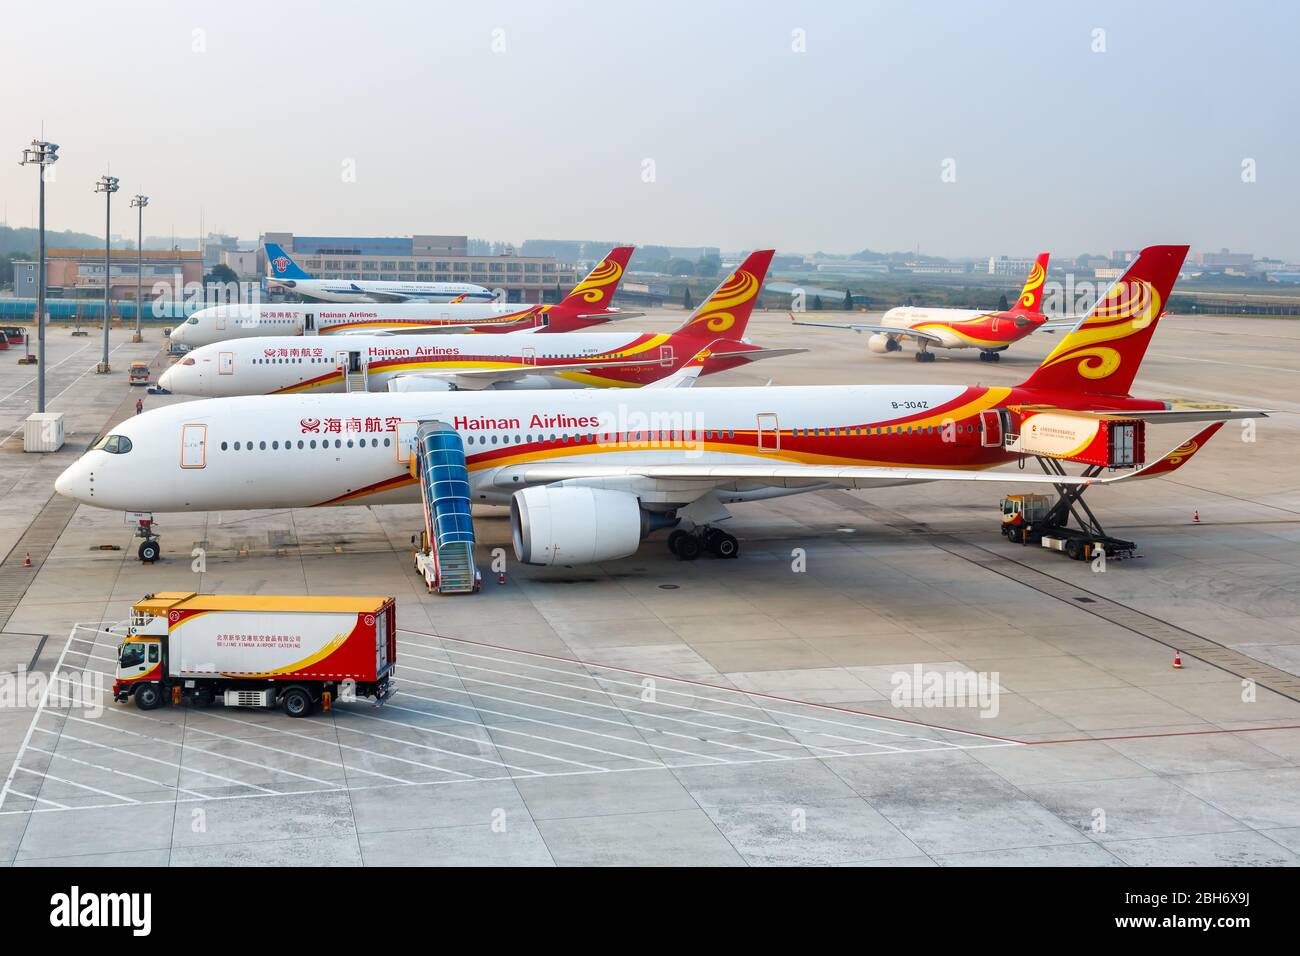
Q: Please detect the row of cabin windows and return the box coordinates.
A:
[793,423,980,437]
[219,437,394,452]
[250,353,607,366]
[213,424,981,455]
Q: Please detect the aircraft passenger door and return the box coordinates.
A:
[304,313,316,334]
[335,349,350,372]
[756,413,780,452]
[396,420,419,466]
[980,409,1007,448]
[180,423,207,469]
[991,316,1000,333]
[218,351,234,375]
[522,347,536,366]
[215,313,226,331]
[660,345,675,368]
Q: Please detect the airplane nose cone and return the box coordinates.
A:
[55,462,80,500]
[158,366,174,390]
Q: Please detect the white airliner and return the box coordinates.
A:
[171,246,641,347]
[265,243,493,304]
[57,246,1262,566]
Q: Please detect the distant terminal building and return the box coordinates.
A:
[987,256,1037,276]
[260,233,579,303]
[1197,248,1256,272]
[12,248,203,303]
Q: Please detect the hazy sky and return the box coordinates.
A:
[3,0,1296,258]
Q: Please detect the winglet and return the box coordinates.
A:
[644,340,720,389]
[1103,422,1225,482]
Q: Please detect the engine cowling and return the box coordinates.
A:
[511,486,644,565]
[867,333,897,354]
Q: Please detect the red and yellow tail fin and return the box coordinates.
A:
[1019,245,1188,398]
[675,249,775,338]
[1009,252,1050,315]
[556,246,634,312]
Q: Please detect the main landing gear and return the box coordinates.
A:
[978,349,1003,362]
[668,527,739,561]
[914,348,936,363]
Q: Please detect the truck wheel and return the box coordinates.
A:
[282,686,314,718]
[138,540,160,563]
[1065,539,1082,560]
[134,683,163,710]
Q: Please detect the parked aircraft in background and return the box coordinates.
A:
[170,248,640,347]
[793,253,1080,362]
[159,251,791,395]
[264,243,494,304]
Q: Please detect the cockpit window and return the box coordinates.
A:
[181,357,196,366]
[92,434,133,454]
[186,316,199,324]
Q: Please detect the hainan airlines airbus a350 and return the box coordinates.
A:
[264,243,494,304]
[793,253,1080,361]
[58,246,1263,566]
[170,247,641,347]
[160,252,791,395]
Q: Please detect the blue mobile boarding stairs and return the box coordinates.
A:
[410,422,481,594]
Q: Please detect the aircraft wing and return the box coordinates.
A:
[487,424,1225,491]
[393,356,665,391]
[707,347,808,363]
[577,311,644,321]
[1038,319,1084,333]
[789,316,944,344]
[353,284,412,304]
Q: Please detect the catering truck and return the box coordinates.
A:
[110,592,396,717]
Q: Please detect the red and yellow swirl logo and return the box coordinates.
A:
[686,268,760,334]
[1018,261,1046,309]
[1165,439,1198,466]
[1038,279,1160,381]
[567,257,623,304]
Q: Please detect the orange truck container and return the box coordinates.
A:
[109,592,396,717]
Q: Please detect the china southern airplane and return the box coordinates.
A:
[171,247,640,347]
[793,253,1080,362]
[58,246,1262,566]
[264,243,494,304]
[159,252,793,395]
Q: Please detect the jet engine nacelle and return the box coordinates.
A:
[511,486,644,565]
[867,333,900,354]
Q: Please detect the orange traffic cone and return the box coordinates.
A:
[23,552,31,567]
[1192,510,1200,524]
[1172,652,1184,669]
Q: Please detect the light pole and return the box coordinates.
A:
[19,140,59,412]
[94,174,119,372]
[129,194,148,340]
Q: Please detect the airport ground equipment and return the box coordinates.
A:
[997,409,1145,560]
[410,422,481,594]
[128,361,151,386]
[108,592,396,716]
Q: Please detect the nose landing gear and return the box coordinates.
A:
[133,515,160,563]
